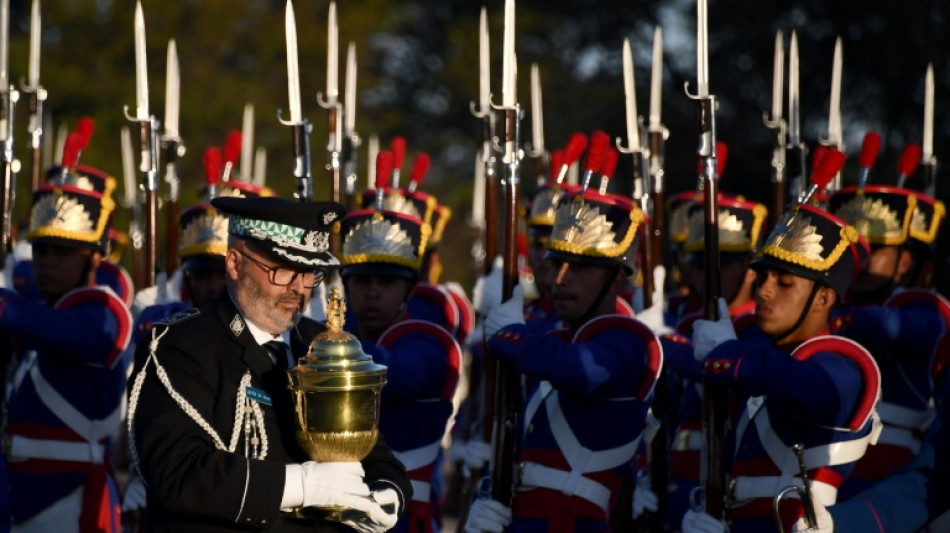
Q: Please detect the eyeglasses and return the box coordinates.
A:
[236,250,325,289]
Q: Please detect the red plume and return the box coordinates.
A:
[859,131,882,169]
[584,131,610,173]
[76,117,95,152]
[390,137,406,171]
[811,147,845,191]
[224,130,242,166]
[563,132,588,167]
[61,132,84,169]
[204,147,222,186]
[376,151,394,189]
[548,150,564,185]
[410,153,431,185]
[716,141,728,178]
[811,144,829,175]
[898,143,921,178]
[601,148,619,179]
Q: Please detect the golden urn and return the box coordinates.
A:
[288,287,387,463]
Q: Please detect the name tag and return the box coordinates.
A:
[245,386,272,406]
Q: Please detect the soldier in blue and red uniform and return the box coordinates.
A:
[658,194,768,528]
[827,186,949,499]
[4,156,132,533]
[338,203,462,533]
[683,204,882,533]
[464,187,663,533]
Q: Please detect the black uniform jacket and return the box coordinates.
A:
[132,292,411,532]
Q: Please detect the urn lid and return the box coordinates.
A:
[292,287,386,389]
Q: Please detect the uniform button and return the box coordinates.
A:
[723,361,732,370]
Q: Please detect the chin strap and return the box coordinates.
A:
[575,265,620,327]
[774,281,823,344]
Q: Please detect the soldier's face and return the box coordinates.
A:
[185,269,226,308]
[552,260,618,326]
[226,244,310,336]
[345,274,414,339]
[31,243,96,299]
[754,268,818,340]
[850,245,908,295]
[528,235,554,301]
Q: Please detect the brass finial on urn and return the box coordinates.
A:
[289,287,387,463]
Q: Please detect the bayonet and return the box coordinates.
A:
[278,0,313,203]
[240,103,254,182]
[162,39,184,275]
[470,6,498,273]
[342,41,361,210]
[763,30,787,224]
[22,0,46,195]
[525,63,547,187]
[253,146,267,188]
[922,64,937,196]
[819,37,844,192]
[787,31,807,204]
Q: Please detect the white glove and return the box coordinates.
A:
[464,498,512,533]
[691,298,736,361]
[463,438,492,471]
[637,265,672,336]
[681,509,728,533]
[472,256,504,315]
[631,474,659,520]
[342,488,401,533]
[301,461,373,510]
[484,285,526,338]
[791,490,834,532]
[121,474,147,512]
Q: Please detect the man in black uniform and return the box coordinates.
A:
[129,196,411,532]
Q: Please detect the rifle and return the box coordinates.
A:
[488,0,521,507]
[162,39,184,276]
[687,0,726,519]
[763,31,787,226]
[124,1,159,288]
[23,0,45,199]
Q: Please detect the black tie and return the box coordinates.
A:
[265,340,291,371]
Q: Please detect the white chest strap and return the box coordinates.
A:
[876,401,936,432]
[393,439,442,472]
[29,363,122,443]
[524,382,641,473]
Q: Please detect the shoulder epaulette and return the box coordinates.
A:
[154,307,201,327]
